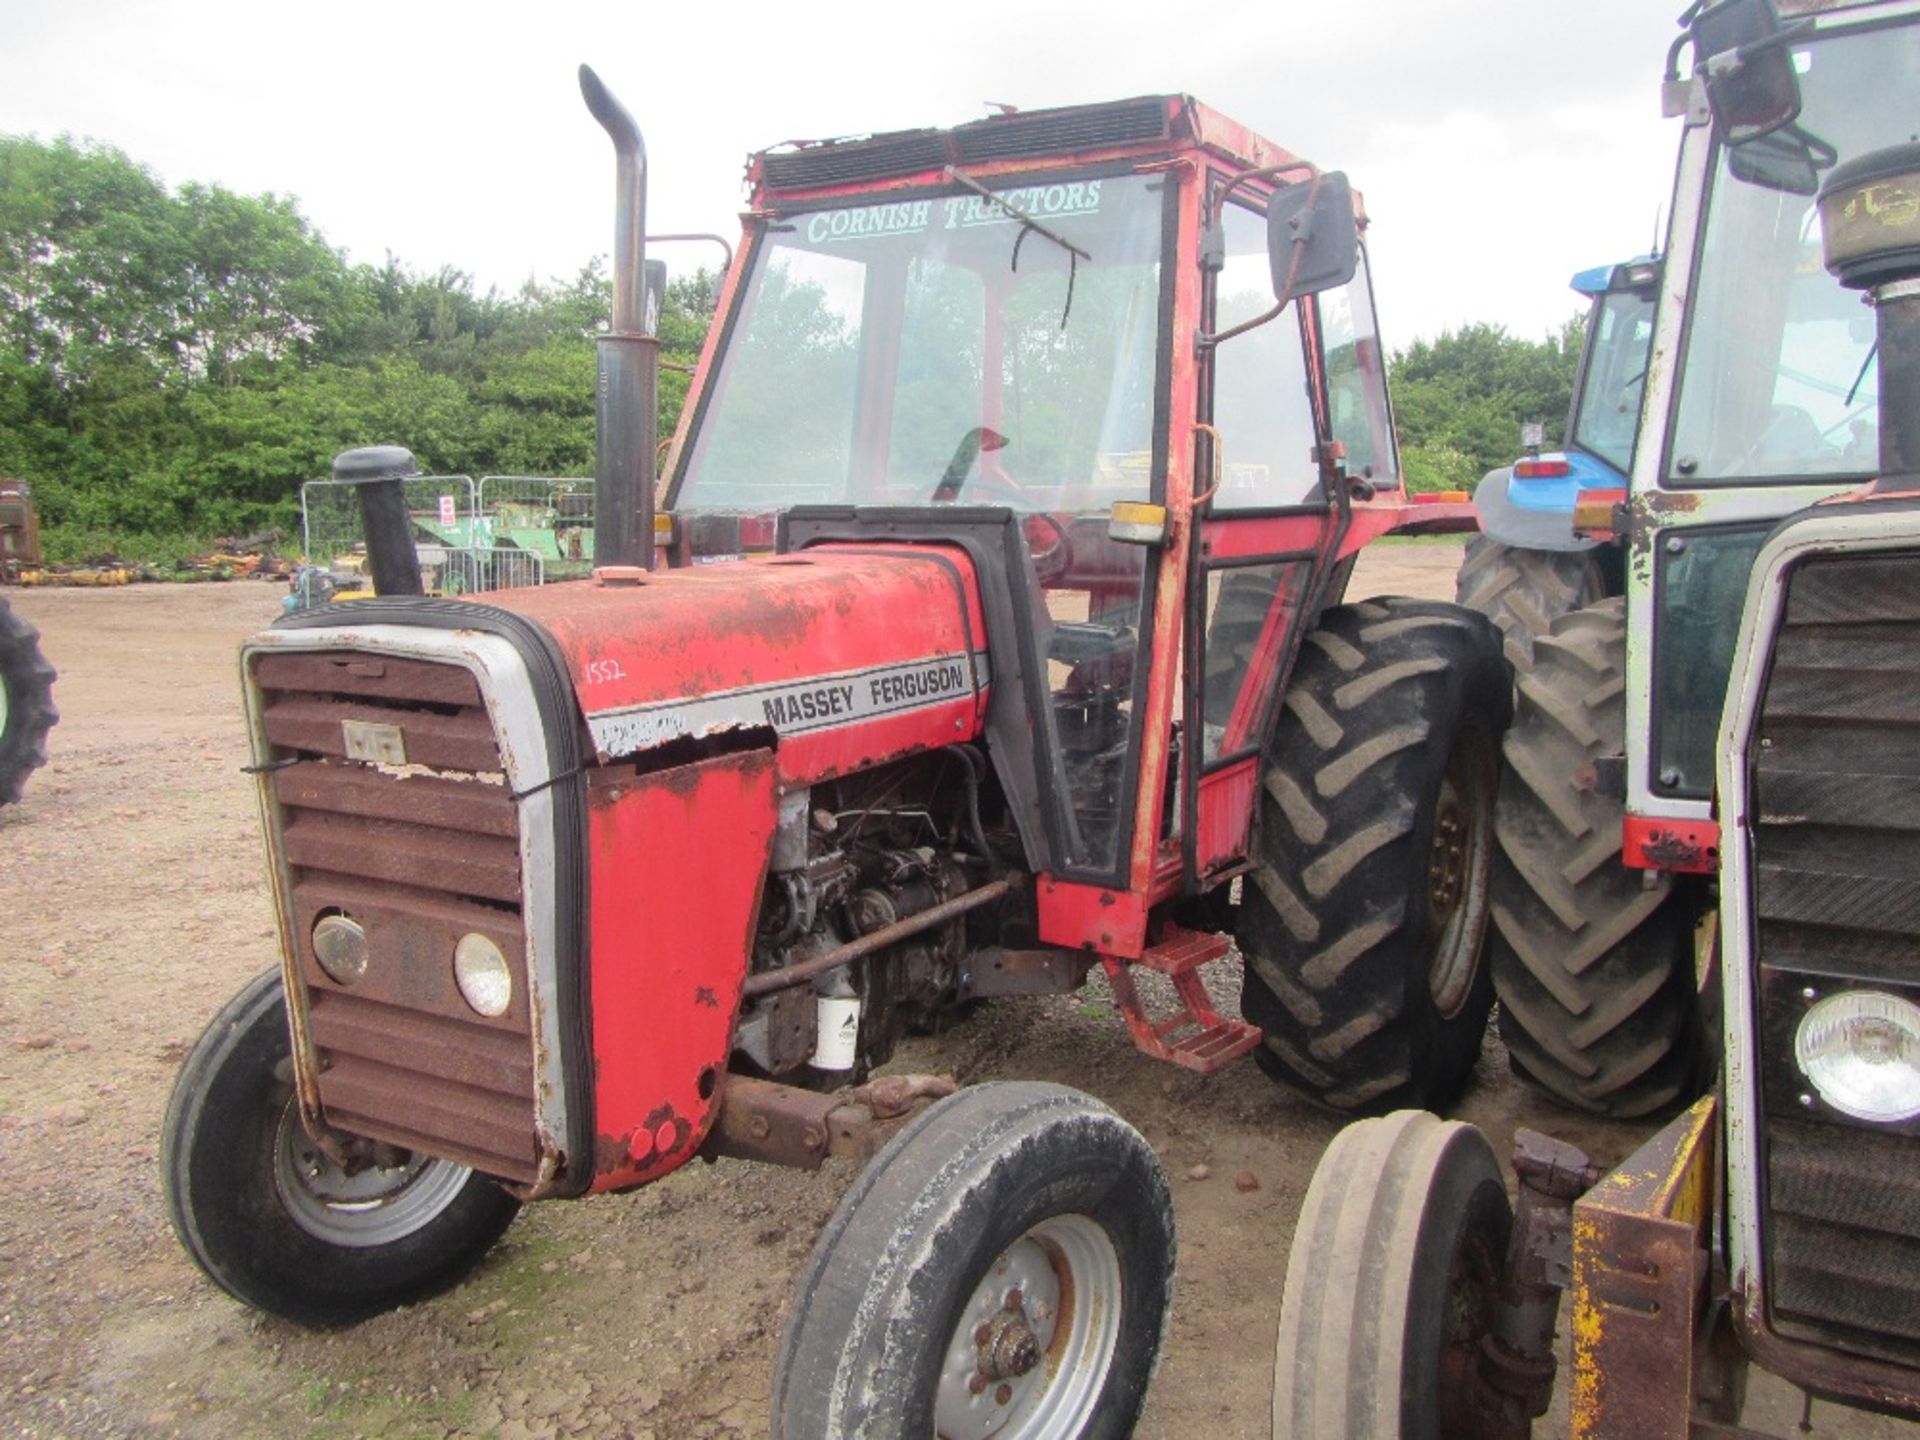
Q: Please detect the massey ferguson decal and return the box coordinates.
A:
[587,651,989,758]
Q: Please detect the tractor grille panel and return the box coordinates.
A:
[1767,1119,1920,1363]
[760,97,1173,191]
[253,649,541,1184]
[1752,551,1920,1363]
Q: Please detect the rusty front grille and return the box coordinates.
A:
[1753,551,1920,1364]
[254,650,542,1184]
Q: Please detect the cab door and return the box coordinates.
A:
[1184,193,1398,882]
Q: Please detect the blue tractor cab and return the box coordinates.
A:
[1472,257,1659,554]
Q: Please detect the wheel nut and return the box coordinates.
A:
[969,1374,987,1395]
[996,1384,1013,1405]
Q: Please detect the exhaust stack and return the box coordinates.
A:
[331,445,425,596]
[579,64,658,570]
[1818,143,1920,491]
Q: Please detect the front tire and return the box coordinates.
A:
[772,1082,1175,1440]
[1489,598,1708,1117]
[1273,1110,1512,1440]
[0,594,57,806]
[161,968,520,1326]
[1238,598,1511,1113]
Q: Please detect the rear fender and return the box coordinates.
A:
[585,748,778,1193]
[1473,462,1611,553]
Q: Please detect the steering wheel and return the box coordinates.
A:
[930,427,1070,579]
[1731,403,1836,474]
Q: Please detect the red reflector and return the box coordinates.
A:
[1514,458,1572,478]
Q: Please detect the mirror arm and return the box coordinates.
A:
[1196,170,1325,351]
[1208,159,1318,229]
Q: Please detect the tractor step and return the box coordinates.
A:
[1134,925,1232,975]
[1102,929,1260,1074]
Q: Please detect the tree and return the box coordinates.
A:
[1389,317,1584,490]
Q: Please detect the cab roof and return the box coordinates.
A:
[748,95,1312,202]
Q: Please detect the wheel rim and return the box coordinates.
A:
[932,1213,1122,1440]
[271,1100,472,1248]
[1426,722,1496,1018]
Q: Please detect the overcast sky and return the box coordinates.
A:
[2,0,1689,349]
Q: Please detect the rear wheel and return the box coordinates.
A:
[1490,598,1708,1116]
[1455,536,1609,671]
[772,1082,1174,1440]
[1238,598,1511,1113]
[162,968,520,1325]
[0,594,57,806]
[1274,1110,1511,1440]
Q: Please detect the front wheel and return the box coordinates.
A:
[1274,1110,1512,1440]
[772,1082,1175,1440]
[161,968,520,1326]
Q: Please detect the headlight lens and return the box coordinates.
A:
[453,933,512,1017]
[311,914,369,986]
[1795,990,1920,1123]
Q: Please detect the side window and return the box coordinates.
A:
[1209,201,1319,510]
[1315,247,1398,487]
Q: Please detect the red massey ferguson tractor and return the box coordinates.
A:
[163,77,1507,1435]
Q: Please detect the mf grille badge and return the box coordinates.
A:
[341,719,407,765]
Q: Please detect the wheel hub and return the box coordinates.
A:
[1425,725,1497,1020]
[977,1302,1043,1380]
[1428,800,1468,914]
[933,1214,1121,1440]
[271,1098,472,1248]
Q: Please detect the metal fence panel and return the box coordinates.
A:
[299,476,478,571]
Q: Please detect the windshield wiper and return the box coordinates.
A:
[944,165,1089,328]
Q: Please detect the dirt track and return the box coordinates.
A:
[0,545,1905,1439]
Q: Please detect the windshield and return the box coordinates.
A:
[1572,288,1655,473]
[1667,23,1920,484]
[675,173,1169,515]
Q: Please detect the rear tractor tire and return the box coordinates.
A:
[162,968,521,1326]
[1489,597,1709,1117]
[1455,535,1610,671]
[1274,1110,1512,1440]
[1238,597,1511,1113]
[0,594,57,806]
[772,1082,1175,1440]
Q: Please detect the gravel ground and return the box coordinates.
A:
[0,543,1906,1439]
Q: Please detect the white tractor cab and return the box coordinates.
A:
[1468,0,1920,1126]
[1276,2,1920,1437]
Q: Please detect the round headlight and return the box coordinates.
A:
[312,914,369,986]
[453,933,512,1018]
[1795,990,1920,1123]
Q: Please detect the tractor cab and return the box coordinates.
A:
[656,97,1462,907]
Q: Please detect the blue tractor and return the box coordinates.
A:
[1455,257,1659,667]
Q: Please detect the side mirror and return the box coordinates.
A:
[1690,0,1805,144]
[1728,127,1822,195]
[1267,172,1358,302]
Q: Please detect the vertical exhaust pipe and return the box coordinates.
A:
[331,444,425,596]
[579,65,658,570]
